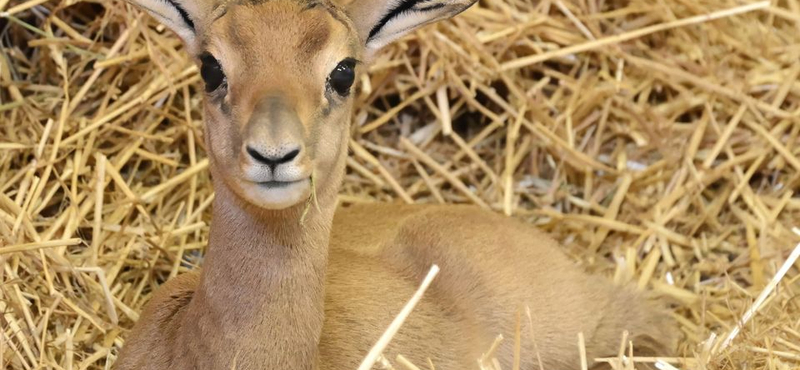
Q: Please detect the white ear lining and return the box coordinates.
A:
[366,9,447,49]
[363,0,476,51]
[127,0,198,47]
[366,16,420,49]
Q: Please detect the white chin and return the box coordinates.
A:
[241,179,311,210]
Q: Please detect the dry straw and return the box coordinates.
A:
[1,0,799,369]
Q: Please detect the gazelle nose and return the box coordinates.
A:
[245,146,301,167]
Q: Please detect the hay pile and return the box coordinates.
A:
[1,0,799,368]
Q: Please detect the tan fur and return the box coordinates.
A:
[115,0,679,369]
[323,204,677,369]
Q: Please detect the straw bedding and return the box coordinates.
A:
[1,0,799,368]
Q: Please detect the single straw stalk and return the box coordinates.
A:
[358,265,440,370]
[715,228,800,353]
[500,1,771,70]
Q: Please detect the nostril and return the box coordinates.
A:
[280,148,300,163]
[245,146,301,166]
[246,146,272,165]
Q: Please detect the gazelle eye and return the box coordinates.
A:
[199,53,226,93]
[328,58,356,96]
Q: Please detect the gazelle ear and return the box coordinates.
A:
[125,0,206,51]
[339,0,477,51]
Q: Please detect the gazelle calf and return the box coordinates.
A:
[115,0,679,369]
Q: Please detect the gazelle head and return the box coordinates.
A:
[127,0,476,210]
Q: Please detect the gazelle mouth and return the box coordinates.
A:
[256,179,305,189]
[238,177,312,210]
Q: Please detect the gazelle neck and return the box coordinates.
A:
[180,176,338,369]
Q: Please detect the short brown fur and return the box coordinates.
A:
[115,0,679,368]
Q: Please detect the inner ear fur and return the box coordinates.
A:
[335,0,478,51]
[125,0,216,52]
